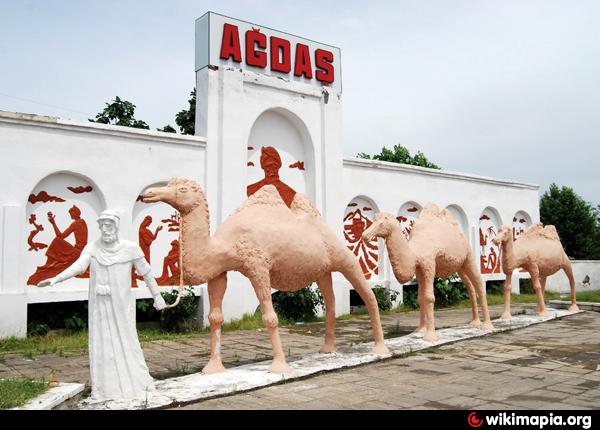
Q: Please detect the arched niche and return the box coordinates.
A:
[512,210,532,240]
[246,108,315,206]
[397,201,422,239]
[445,204,469,236]
[133,183,181,287]
[343,196,379,280]
[25,172,105,286]
[478,207,503,275]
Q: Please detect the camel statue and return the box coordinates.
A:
[492,223,579,319]
[362,204,494,342]
[143,178,389,374]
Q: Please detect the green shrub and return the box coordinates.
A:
[400,275,468,309]
[159,287,198,332]
[433,275,468,307]
[26,322,49,337]
[28,301,88,330]
[402,284,419,309]
[272,286,323,322]
[64,314,86,332]
[486,280,505,295]
[372,286,398,311]
[520,278,534,294]
[136,298,160,322]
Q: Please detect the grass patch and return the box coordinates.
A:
[0,378,48,409]
[571,290,600,302]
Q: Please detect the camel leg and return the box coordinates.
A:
[501,271,514,320]
[463,255,494,331]
[563,258,579,312]
[414,282,426,333]
[251,273,291,374]
[540,276,547,296]
[530,267,548,317]
[202,272,228,374]
[420,270,438,343]
[458,269,480,328]
[340,263,390,355]
[317,274,336,353]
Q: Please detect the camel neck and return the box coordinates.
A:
[386,223,416,284]
[501,236,516,271]
[180,195,211,252]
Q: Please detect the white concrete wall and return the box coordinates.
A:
[0,111,207,337]
[546,260,600,293]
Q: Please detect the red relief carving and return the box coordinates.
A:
[28,191,65,204]
[132,215,164,288]
[161,212,181,232]
[247,146,255,150]
[480,224,501,274]
[479,214,491,221]
[247,146,297,208]
[396,215,416,239]
[27,205,89,285]
[289,161,305,170]
[247,161,255,167]
[156,240,180,286]
[136,195,145,202]
[407,207,418,213]
[348,203,358,207]
[343,208,378,280]
[27,214,47,252]
[363,207,372,211]
[67,185,93,194]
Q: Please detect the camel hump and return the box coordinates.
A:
[236,185,288,214]
[522,223,560,241]
[419,203,459,227]
[290,192,321,217]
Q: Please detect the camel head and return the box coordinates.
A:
[361,212,397,242]
[142,178,204,213]
[492,225,512,246]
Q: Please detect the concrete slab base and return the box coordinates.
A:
[65,307,580,409]
[16,382,85,410]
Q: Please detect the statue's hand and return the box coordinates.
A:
[38,277,57,288]
[153,294,167,311]
[156,225,163,232]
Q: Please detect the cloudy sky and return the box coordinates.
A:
[2,1,599,203]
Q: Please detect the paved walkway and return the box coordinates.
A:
[0,304,530,385]
[2,304,599,410]
[176,311,600,410]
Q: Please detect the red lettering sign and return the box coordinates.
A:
[220,23,242,62]
[270,36,291,73]
[294,43,313,79]
[315,49,334,84]
[246,29,267,68]
[218,23,335,85]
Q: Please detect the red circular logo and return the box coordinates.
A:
[468,412,484,428]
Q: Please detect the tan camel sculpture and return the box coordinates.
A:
[362,204,494,342]
[492,223,579,319]
[143,179,390,374]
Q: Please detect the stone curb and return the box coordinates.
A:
[15,382,85,410]
[548,300,600,312]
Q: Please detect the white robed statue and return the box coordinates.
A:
[38,209,167,401]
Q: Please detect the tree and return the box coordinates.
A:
[540,184,600,259]
[157,124,176,133]
[89,96,149,130]
[358,144,440,169]
[175,88,196,135]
